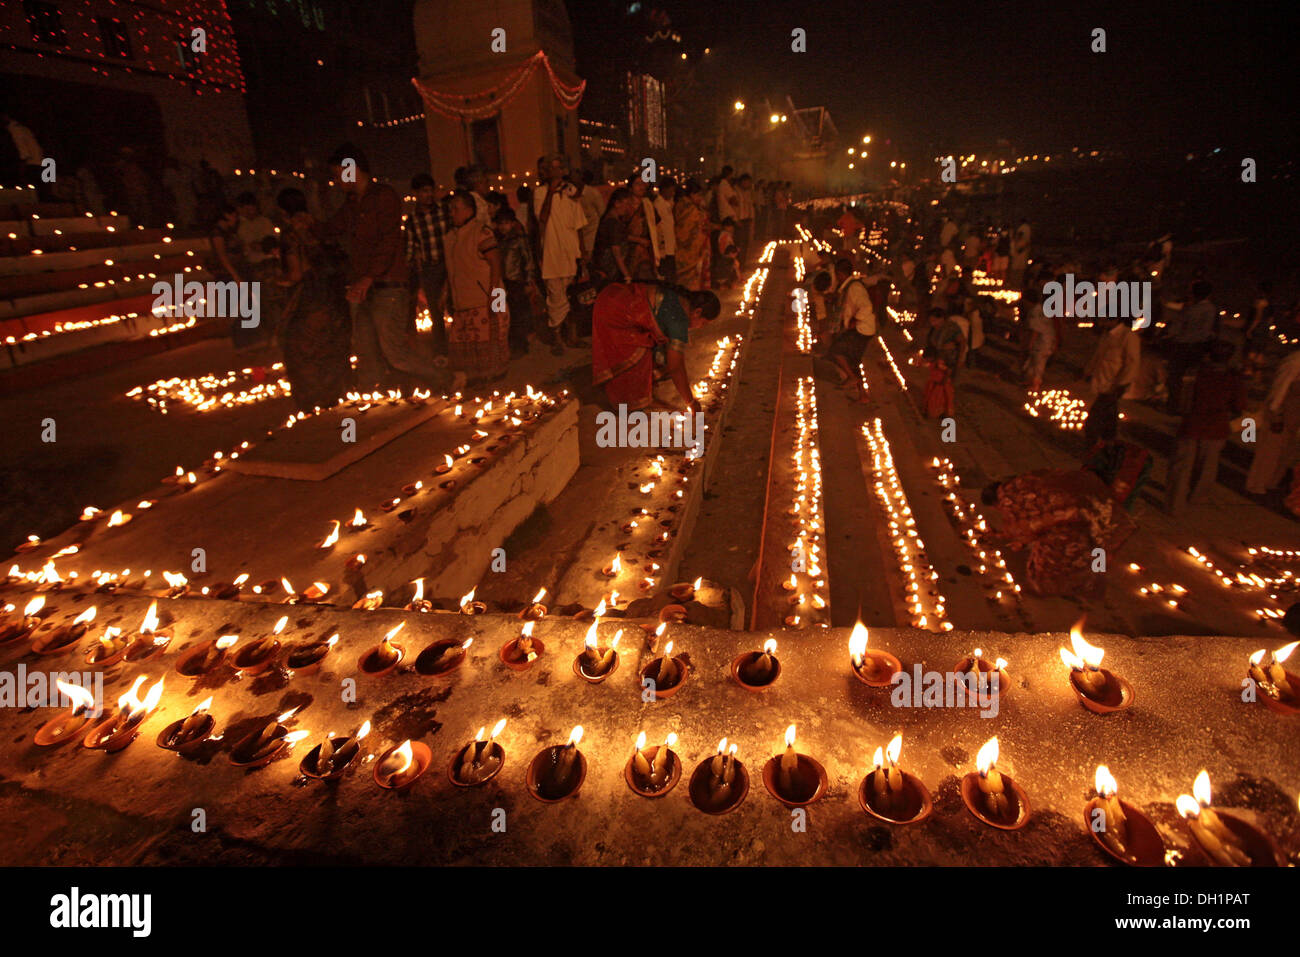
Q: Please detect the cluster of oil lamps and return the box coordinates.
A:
[928,457,1022,605]
[876,335,909,391]
[862,419,950,631]
[735,259,770,318]
[969,268,1022,304]
[781,377,827,627]
[886,306,915,343]
[792,282,813,354]
[125,364,294,414]
[1182,545,1292,625]
[1024,388,1090,432]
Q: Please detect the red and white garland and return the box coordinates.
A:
[412,50,585,120]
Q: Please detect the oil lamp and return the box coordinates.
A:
[318,520,341,549]
[434,453,454,475]
[859,732,932,824]
[1176,770,1280,866]
[625,731,681,797]
[526,725,586,801]
[848,622,901,687]
[83,674,165,752]
[208,573,250,601]
[232,615,287,674]
[31,606,97,655]
[230,707,309,767]
[347,508,368,530]
[1084,765,1164,866]
[640,638,687,698]
[689,738,748,814]
[732,637,780,689]
[176,634,239,677]
[520,587,548,621]
[0,596,46,645]
[358,622,406,676]
[34,679,98,746]
[1059,623,1133,713]
[763,724,827,807]
[950,648,1008,700]
[500,620,543,671]
[301,721,371,780]
[404,578,432,613]
[601,552,622,578]
[85,625,127,665]
[670,577,702,602]
[156,697,217,754]
[449,718,507,786]
[123,601,172,661]
[573,622,619,681]
[1248,640,1299,713]
[459,587,486,615]
[353,589,384,610]
[961,737,1030,829]
[416,636,473,676]
[286,633,339,676]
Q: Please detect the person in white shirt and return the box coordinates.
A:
[714,165,739,221]
[532,153,588,353]
[1246,345,1300,495]
[654,177,678,282]
[827,258,877,402]
[734,173,754,264]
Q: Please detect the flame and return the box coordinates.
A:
[872,746,884,771]
[383,622,406,646]
[976,737,999,775]
[1095,764,1117,798]
[490,718,507,739]
[350,508,367,527]
[320,521,341,548]
[140,601,159,635]
[356,720,372,740]
[461,637,473,650]
[763,637,777,655]
[163,571,187,588]
[22,596,44,617]
[459,587,477,608]
[283,730,311,747]
[531,587,547,605]
[583,622,598,651]
[276,706,301,723]
[1069,626,1104,669]
[1277,640,1299,664]
[611,629,622,650]
[609,552,622,574]
[55,679,95,714]
[233,573,250,586]
[693,576,702,591]
[72,606,97,626]
[886,732,902,766]
[99,626,122,647]
[107,510,128,527]
[567,725,584,747]
[716,737,728,755]
[1250,649,1267,666]
[788,573,797,590]
[593,598,607,617]
[474,725,487,743]
[444,454,454,469]
[663,640,674,657]
[272,616,288,635]
[635,731,647,751]
[411,578,424,602]
[665,732,678,748]
[216,634,238,650]
[849,621,869,662]
[281,578,296,596]
[784,724,797,748]
[1176,794,1202,819]
[81,506,101,520]
[193,696,213,715]
[521,621,535,638]
[1192,769,1212,808]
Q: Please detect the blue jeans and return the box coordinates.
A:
[351,285,430,390]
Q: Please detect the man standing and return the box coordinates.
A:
[654,177,678,282]
[406,173,451,357]
[1166,340,1244,515]
[1165,280,1217,413]
[1008,218,1031,290]
[715,165,739,224]
[325,144,432,391]
[734,173,754,265]
[532,153,588,354]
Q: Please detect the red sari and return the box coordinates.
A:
[591,283,666,409]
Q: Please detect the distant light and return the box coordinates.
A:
[863,135,871,144]
[734,100,745,111]
[770,113,780,124]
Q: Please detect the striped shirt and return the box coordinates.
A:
[405,200,450,267]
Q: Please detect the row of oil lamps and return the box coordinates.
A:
[1185,545,1295,626]
[781,377,828,627]
[929,457,1023,606]
[125,363,294,414]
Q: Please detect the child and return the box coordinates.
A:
[492,206,539,356]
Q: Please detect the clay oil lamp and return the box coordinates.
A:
[519,587,548,621]
[123,601,173,662]
[658,601,688,624]
[344,553,367,575]
[949,648,1008,701]
[1084,765,1164,866]
[353,588,384,610]
[640,637,687,698]
[34,679,99,747]
[670,577,702,602]
[500,620,543,671]
[848,621,901,687]
[318,520,341,549]
[573,622,619,682]
[374,738,433,790]
[859,732,932,824]
[31,606,97,655]
[763,724,827,807]
[358,622,406,676]
[301,721,371,780]
[526,725,587,802]
[1248,640,1299,714]
[232,615,287,674]
[416,636,473,676]
[347,508,369,531]
[625,731,681,797]
[434,453,454,475]
[405,578,432,613]
[1176,770,1281,866]
[105,509,133,529]
[85,625,128,666]
[176,633,239,677]
[83,674,165,753]
[601,551,622,579]
[689,738,748,814]
[79,506,103,523]
[208,572,250,601]
[160,571,190,598]
[1059,623,1133,714]
[281,577,329,604]
[380,496,402,513]
[400,480,424,497]
[459,587,486,616]
[449,718,508,786]
[286,633,339,676]
[732,637,781,690]
[156,696,217,754]
[0,596,46,645]
[961,737,1030,830]
[230,707,310,768]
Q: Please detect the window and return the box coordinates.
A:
[470,117,502,174]
[24,0,67,47]
[96,17,133,60]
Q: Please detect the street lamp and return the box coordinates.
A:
[862,135,871,144]
[734,100,745,112]
[769,113,780,124]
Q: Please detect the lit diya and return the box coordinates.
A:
[281,577,329,604]
[373,738,433,790]
[404,578,432,613]
[1248,640,1299,714]
[232,615,288,674]
[83,674,165,753]
[762,723,827,807]
[1176,770,1281,866]
[601,552,622,578]
[347,508,369,531]
[301,721,371,780]
[449,718,508,786]
[688,738,748,814]
[669,577,702,602]
[207,573,250,601]
[0,596,46,645]
[459,587,486,615]
[318,520,341,549]
[960,737,1030,830]
[526,726,586,802]
[229,707,310,767]
[416,636,473,676]
[286,633,339,675]
[85,625,128,666]
[34,679,99,747]
[31,606,97,655]
[625,731,680,797]
[859,733,932,824]
[573,623,619,681]
[353,588,384,610]
[639,634,688,698]
[122,601,173,661]
[175,634,239,677]
[156,697,217,754]
[1059,622,1133,713]
[358,622,406,676]
[848,621,901,687]
[732,637,780,689]
[949,648,1008,700]
[1084,765,1164,867]
[519,587,548,621]
[434,453,454,475]
[15,534,41,553]
[500,621,544,671]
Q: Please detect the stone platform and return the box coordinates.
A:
[0,587,1295,866]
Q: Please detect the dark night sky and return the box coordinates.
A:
[570,0,1296,158]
